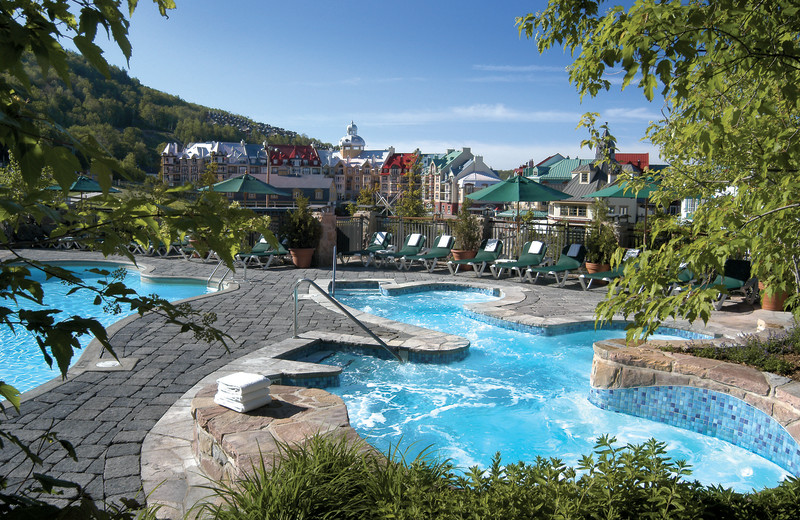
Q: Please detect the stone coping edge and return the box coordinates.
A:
[142,332,384,519]
[16,260,239,404]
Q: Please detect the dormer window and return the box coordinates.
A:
[580,172,589,183]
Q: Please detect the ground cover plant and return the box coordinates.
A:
[202,433,800,520]
[663,326,800,381]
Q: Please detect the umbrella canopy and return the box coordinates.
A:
[467,175,569,255]
[467,175,570,203]
[47,175,120,193]
[200,174,289,196]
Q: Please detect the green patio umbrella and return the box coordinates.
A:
[583,178,660,247]
[199,174,289,197]
[467,175,569,253]
[46,175,120,201]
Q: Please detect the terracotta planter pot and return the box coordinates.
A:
[451,249,477,271]
[585,262,611,274]
[289,248,315,268]
[761,289,789,311]
[585,262,612,286]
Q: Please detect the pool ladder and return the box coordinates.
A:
[207,260,243,290]
[293,278,407,363]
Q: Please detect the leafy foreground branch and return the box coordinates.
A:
[202,434,800,520]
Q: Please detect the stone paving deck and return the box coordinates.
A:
[0,249,790,514]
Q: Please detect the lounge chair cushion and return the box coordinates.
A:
[437,235,453,248]
[567,243,582,257]
[407,233,422,247]
[528,241,544,254]
[373,232,387,245]
[484,239,499,252]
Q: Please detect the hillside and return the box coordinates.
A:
[9,52,331,178]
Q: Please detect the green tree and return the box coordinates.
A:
[394,154,426,218]
[518,0,800,337]
[347,186,378,216]
[0,0,273,513]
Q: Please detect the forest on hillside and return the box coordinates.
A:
[5,52,332,179]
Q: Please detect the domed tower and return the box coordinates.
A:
[339,121,366,159]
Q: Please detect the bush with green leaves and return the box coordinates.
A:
[451,200,482,251]
[584,198,618,264]
[280,195,322,249]
[663,326,800,377]
[201,433,800,519]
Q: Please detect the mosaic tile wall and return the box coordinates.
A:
[589,385,800,477]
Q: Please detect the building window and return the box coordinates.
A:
[580,172,589,183]
[293,190,302,199]
[315,189,323,200]
[618,206,628,215]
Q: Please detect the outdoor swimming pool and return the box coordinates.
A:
[324,287,791,492]
[2,263,212,394]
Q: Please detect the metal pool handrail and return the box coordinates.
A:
[293,278,406,363]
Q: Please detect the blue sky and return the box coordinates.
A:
[98,0,662,170]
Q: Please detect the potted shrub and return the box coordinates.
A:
[584,199,618,274]
[450,200,482,269]
[280,195,322,268]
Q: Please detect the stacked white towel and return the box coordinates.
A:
[214,372,272,413]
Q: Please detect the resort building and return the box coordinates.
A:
[160,141,269,187]
[318,122,393,202]
[422,148,500,216]
[379,151,421,202]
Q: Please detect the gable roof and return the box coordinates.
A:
[381,152,418,173]
[268,144,320,166]
[615,153,649,171]
[529,157,593,182]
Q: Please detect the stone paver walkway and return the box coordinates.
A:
[0,249,781,511]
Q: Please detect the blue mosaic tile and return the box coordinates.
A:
[590,385,800,477]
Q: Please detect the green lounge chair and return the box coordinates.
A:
[236,236,289,268]
[578,248,641,290]
[526,243,586,287]
[374,233,426,267]
[338,231,393,265]
[692,259,758,310]
[398,235,455,272]
[447,238,503,277]
[490,240,548,280]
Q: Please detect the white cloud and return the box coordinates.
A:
[602,107,661,121]
[473,64,566,73]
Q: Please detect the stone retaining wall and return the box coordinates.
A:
[192,383,360,481]
[591,339,800,475]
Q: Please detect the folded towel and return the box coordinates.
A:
[216,372,271,397]
[437,235,452,248]
[528,241,544,254]
[216,384,270,401]
[484,239,499,252]
[214,393,272,413]
[373,231,387,245]
[407,234,422,247]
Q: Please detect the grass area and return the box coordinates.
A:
[199,433,800,520]
[662,326,800,380]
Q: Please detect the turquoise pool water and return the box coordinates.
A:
[325,288,790,492]
[2,263,212,394]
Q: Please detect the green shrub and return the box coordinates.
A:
[200,433,800,519]
[663,326,800,377]
[280,195,322,249]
